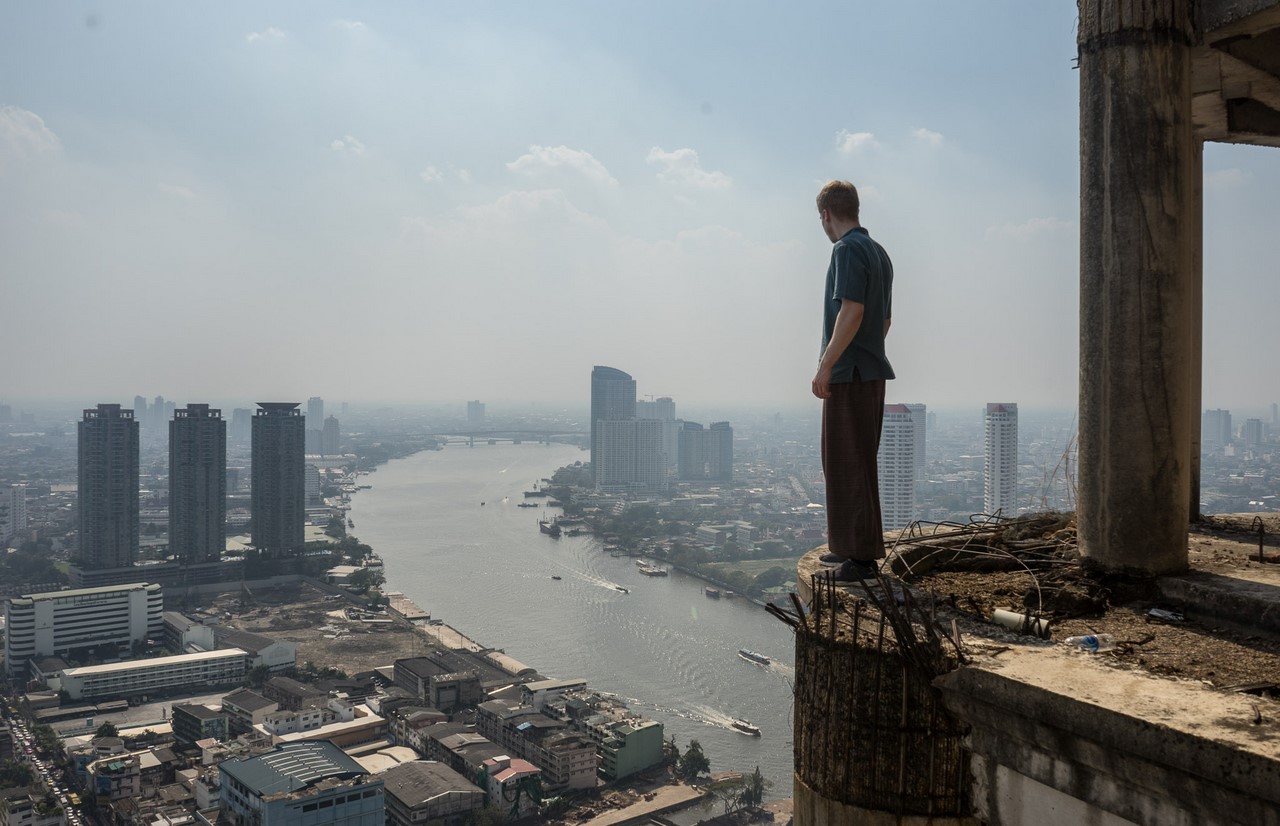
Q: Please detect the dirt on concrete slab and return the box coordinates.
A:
[885,512,1280,699]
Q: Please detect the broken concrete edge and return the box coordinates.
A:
[935,646,1280,813]
[793,772,981,826]
[1159,571,1280,636]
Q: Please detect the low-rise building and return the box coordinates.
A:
[213,629,296,674]
[221,689,279,735]
[0,787,64,826]
[475,701,596,790]
[392,659,483,713]
[216,741,384,826]
[378,761,484,826]
[481,756,540,820]
[172,705,229,746]
[51,649,248,701]
[259,699,354,737]
[87,754,141,802]
[260,676,327,712]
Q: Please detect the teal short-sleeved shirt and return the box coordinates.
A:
[822,227,895,383]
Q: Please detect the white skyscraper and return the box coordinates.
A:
[637,396,679,470]
[984,403,1019,516]
[878,405,917,530]
[0,484,27,547]
[904,403,927,479]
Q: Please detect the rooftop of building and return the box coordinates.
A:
[173,704,224,720]
[9,582,158,604]
[219,741,366,797]
[60,648,248,677]
[212,627,285,655]
[222,689,277,713]
[377,760,481,807]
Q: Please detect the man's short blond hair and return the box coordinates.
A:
[816,181,860,222]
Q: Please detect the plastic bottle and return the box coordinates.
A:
[1063,633,1116,653]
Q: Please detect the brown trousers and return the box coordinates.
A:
[822,378,887,561]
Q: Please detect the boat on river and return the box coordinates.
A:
[732,719,762,736]
[704,587,721,599]
[638,565,668,577]
[539,519,561,538]
[738,648,771,666]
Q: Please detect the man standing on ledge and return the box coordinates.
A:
[812,180,894,582]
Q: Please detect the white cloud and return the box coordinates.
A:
[245,27,285,43]
[158,182,196,199]
[646,146,731,189]
[0,106,62,161]
[835,130,879,154]
[985,216,1074,239]
[506,145,617,187]
[912,127,944,147]
[455,168,472,184]
[419,165,442,184]
[331,135,366,156]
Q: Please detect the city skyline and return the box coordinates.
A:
[3,4,1277,410]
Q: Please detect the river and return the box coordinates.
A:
[346,441,796,799]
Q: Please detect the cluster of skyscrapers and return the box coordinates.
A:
[875,402,1019,529]
[589,366,732,492]
[74,400,332,582]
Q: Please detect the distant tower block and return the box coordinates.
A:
[252,403,305,557]
[590,366,636,483]
[78,404,139,569]
[467,400,485,426]
[170,404,226,565]
[878,405,916,530]
[984,403,1018,516]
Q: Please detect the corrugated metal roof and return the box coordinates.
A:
[220,742,366,796]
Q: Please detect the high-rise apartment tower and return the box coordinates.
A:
[170,404,226,565]
[78,404,139,569]
[904,403,927,479]
[878,404,917,530]
[252,403,305,557]
[590,366,636,482]
[984,403,1018,516]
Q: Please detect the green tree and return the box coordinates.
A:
[707,774,747,815]
[348,567,384,594]
[677,739,710,780]
[32,725,62,757]
[0,761,34,788]
[94,722,118,738]
[740,766,769,808]
[247,664,272,687]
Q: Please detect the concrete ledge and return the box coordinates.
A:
[1158,566,1280,635]
[794,773,979,826]
[936,647,1280,826]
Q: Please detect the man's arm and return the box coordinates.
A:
[812,299,865,399]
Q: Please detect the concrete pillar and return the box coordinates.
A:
[1078,0,1195,574]
[1188,139,1203,521]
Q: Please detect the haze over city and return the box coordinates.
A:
[2,2,1277,411]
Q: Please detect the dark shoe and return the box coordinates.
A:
[818,552,845,567]
[827,559,878,583]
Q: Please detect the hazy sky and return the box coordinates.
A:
[2,2,1277,413]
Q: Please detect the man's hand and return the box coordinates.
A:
[813,299,864,400]
[812,365,833,399]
